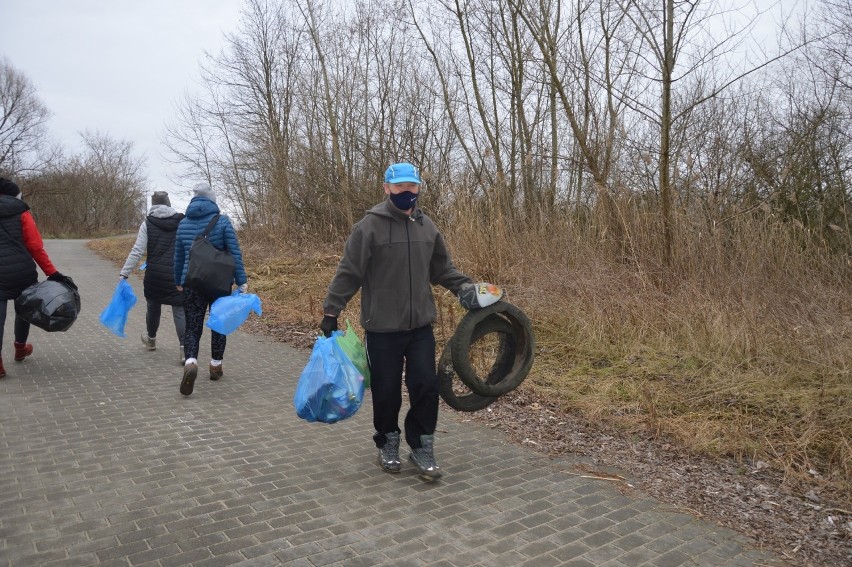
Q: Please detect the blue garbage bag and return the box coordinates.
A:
[99,279,137,337]
[294,331,365,424]
[206,290,262,335]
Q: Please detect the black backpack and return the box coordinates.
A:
[184,214,235,299]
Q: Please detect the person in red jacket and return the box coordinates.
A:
[0,177,73,378]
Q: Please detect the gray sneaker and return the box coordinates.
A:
[409,434,442,480]
[141,333,156,351]
[378,432,401,473]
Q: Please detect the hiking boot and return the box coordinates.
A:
[0,358,6,378]
[409,435,442,480]
[180,362,198,396]
[378,432,401,473]
[179,345,185,365]
[209,363,223,381]
[141,333,156,351]
[13,342,33,362]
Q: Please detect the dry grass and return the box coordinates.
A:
[87,205,852,504]
[439,199,851,502]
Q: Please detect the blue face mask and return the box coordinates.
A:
[389,190,418,211]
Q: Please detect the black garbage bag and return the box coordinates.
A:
[14,279,81,332]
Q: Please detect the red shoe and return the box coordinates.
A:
[0,357,6,378]
[14,342,33,362]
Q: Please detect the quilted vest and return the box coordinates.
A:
[144,213,184,305]
[0,196,38,301]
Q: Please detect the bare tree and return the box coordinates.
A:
[165,0,459,237]
[26,131,147,236]
[294,0,354,227]
[164,0,305,229]
[617,0,803,264]
[501,0,646,245]
[735,0,852,254]
[0,57,53,176]
[811,0,852,94]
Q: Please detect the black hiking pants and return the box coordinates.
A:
[366,324,438,451]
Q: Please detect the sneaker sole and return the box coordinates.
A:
[180,365,198,396]
[377,455,401,474]
[416,471,442,481]
[408,454,442,480]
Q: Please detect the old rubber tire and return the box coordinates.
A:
[450,301,535,397]
[438,314,515,411]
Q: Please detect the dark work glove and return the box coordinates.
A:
[320,315,339,338]
[48,272,78,291]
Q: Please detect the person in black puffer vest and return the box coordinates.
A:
[0,177,74,379]
[120,191,186,364]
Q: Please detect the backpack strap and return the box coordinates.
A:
[201,214,221,238]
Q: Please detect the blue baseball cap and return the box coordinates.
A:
[384,162,421,184]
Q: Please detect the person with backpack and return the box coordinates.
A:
[0,177,74,378]
[173,182,247,396]
[120,191,186,363]
[320,162,473,480]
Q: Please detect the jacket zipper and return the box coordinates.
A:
[405,219,412,329]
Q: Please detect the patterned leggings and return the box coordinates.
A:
[183,288,226,361]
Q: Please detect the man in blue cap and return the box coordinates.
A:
[321,162,472,480]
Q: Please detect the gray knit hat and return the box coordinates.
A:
[192,182,216,202]
[151,191,170,207]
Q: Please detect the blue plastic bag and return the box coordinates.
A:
[206,290,262,335]
[294,331,365,424]
[99,279,137,337]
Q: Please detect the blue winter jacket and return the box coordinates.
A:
[174,196,247,288]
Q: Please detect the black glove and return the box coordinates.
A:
[48,272,78,291]
[320,315,339,338]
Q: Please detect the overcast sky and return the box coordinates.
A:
[1,0,245,210]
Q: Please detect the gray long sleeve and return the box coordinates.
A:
[119,221,148,277]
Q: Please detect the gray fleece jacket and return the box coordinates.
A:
[323,198,472,333]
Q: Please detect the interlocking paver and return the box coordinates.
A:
[0,240,790,566]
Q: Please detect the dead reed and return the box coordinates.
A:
[440,195,851,501]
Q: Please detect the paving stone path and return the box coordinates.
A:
[0,239,789,566]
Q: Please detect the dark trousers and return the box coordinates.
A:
[183,288,226,361]
[0,300,30,356]
[146,299,186,346]
[366,325,438,450]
